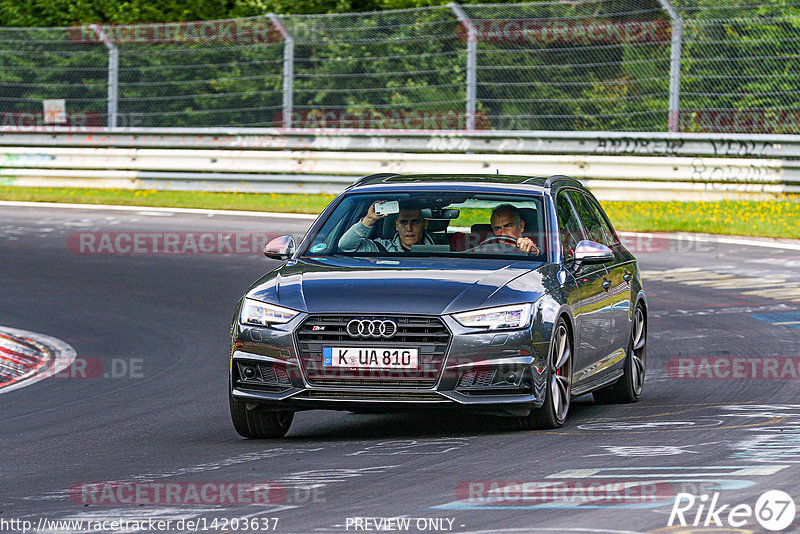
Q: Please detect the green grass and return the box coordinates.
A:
[1,187,798,239]
[0,187,336,214]
[601,200,800,240]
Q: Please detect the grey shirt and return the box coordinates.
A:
[338,220,434,253]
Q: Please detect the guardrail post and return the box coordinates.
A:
[269,14,294,130]
[90,24,118,129]
[448,3,477,131]
[657,0,682,132]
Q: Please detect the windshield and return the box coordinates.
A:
[300,191,547,260]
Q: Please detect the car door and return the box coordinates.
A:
[582,193,633,359]
[555,190,609,389]
[569,191,631,380]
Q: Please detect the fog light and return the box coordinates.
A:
[505,372,518,384]
[243,366,257,380]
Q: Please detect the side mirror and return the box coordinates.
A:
[264,235,295,260]
[574,240,613,264]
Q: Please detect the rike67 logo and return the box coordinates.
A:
[668,490,796,531]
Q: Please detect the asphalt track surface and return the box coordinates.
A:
[1,204,800,534]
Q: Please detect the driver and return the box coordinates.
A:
[338,200,434,253]
[489,204,540,254]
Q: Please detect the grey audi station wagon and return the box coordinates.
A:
[229,174,647,438]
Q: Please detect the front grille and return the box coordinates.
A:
[301,390,447,402]
[308,378,435,387]
[295,315,451,387]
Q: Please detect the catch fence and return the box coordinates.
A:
[1,0,799,133]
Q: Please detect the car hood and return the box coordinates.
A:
[247,256,552,315]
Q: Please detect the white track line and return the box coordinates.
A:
[2,200,798,250]
[0,200,318,219]
[617,231,800,252]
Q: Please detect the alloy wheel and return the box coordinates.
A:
[550,323,572,423]
[631,306,646,396]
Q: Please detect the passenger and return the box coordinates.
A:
[338,201,434,253]
[489,203,540,255]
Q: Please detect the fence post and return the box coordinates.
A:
[448,3,477,131]
[269,14,295,130]
[657,0,682,132]
[90,24,118,129]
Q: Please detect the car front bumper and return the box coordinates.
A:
[230,313,550,417]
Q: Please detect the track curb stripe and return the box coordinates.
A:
[0,327,77,394]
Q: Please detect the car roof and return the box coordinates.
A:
[349,173,585,193]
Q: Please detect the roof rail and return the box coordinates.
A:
[544,175,583,188]
[521,176,546,184]
[350,173,399,188]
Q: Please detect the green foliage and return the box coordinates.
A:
[0,0,499,25]
[0,0,413,25]
[1,0,239,26]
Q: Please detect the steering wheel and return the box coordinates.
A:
[479,234,519,248]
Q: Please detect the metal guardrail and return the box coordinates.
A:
[3,128,800,157]
[1,128,799,200]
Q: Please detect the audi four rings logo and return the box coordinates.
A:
[346,319,398,338]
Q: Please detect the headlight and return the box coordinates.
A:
[240,298,299,326]
[453,303,533,331]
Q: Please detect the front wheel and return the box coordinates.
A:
[593,304,647,404]
[518,319,573,430]
[229,396,294,438]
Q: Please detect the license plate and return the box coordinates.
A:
[323,347,419,370]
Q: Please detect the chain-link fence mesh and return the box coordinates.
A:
[284,7,467,129]
[460,0,671,131]
[675,0,800,134]
[0,27,109,126]
[1,1,798,132]
[115,19,284,128]
[0,19,286,128]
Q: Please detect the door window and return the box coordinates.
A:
[568,191,617,246]
[556,191,585,261]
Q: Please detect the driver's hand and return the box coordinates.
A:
[517,237,539,255]
[363,201,388,227]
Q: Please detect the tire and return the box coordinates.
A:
[518,318,573,430]
[593,304,647,405]
[229,396,294,438]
